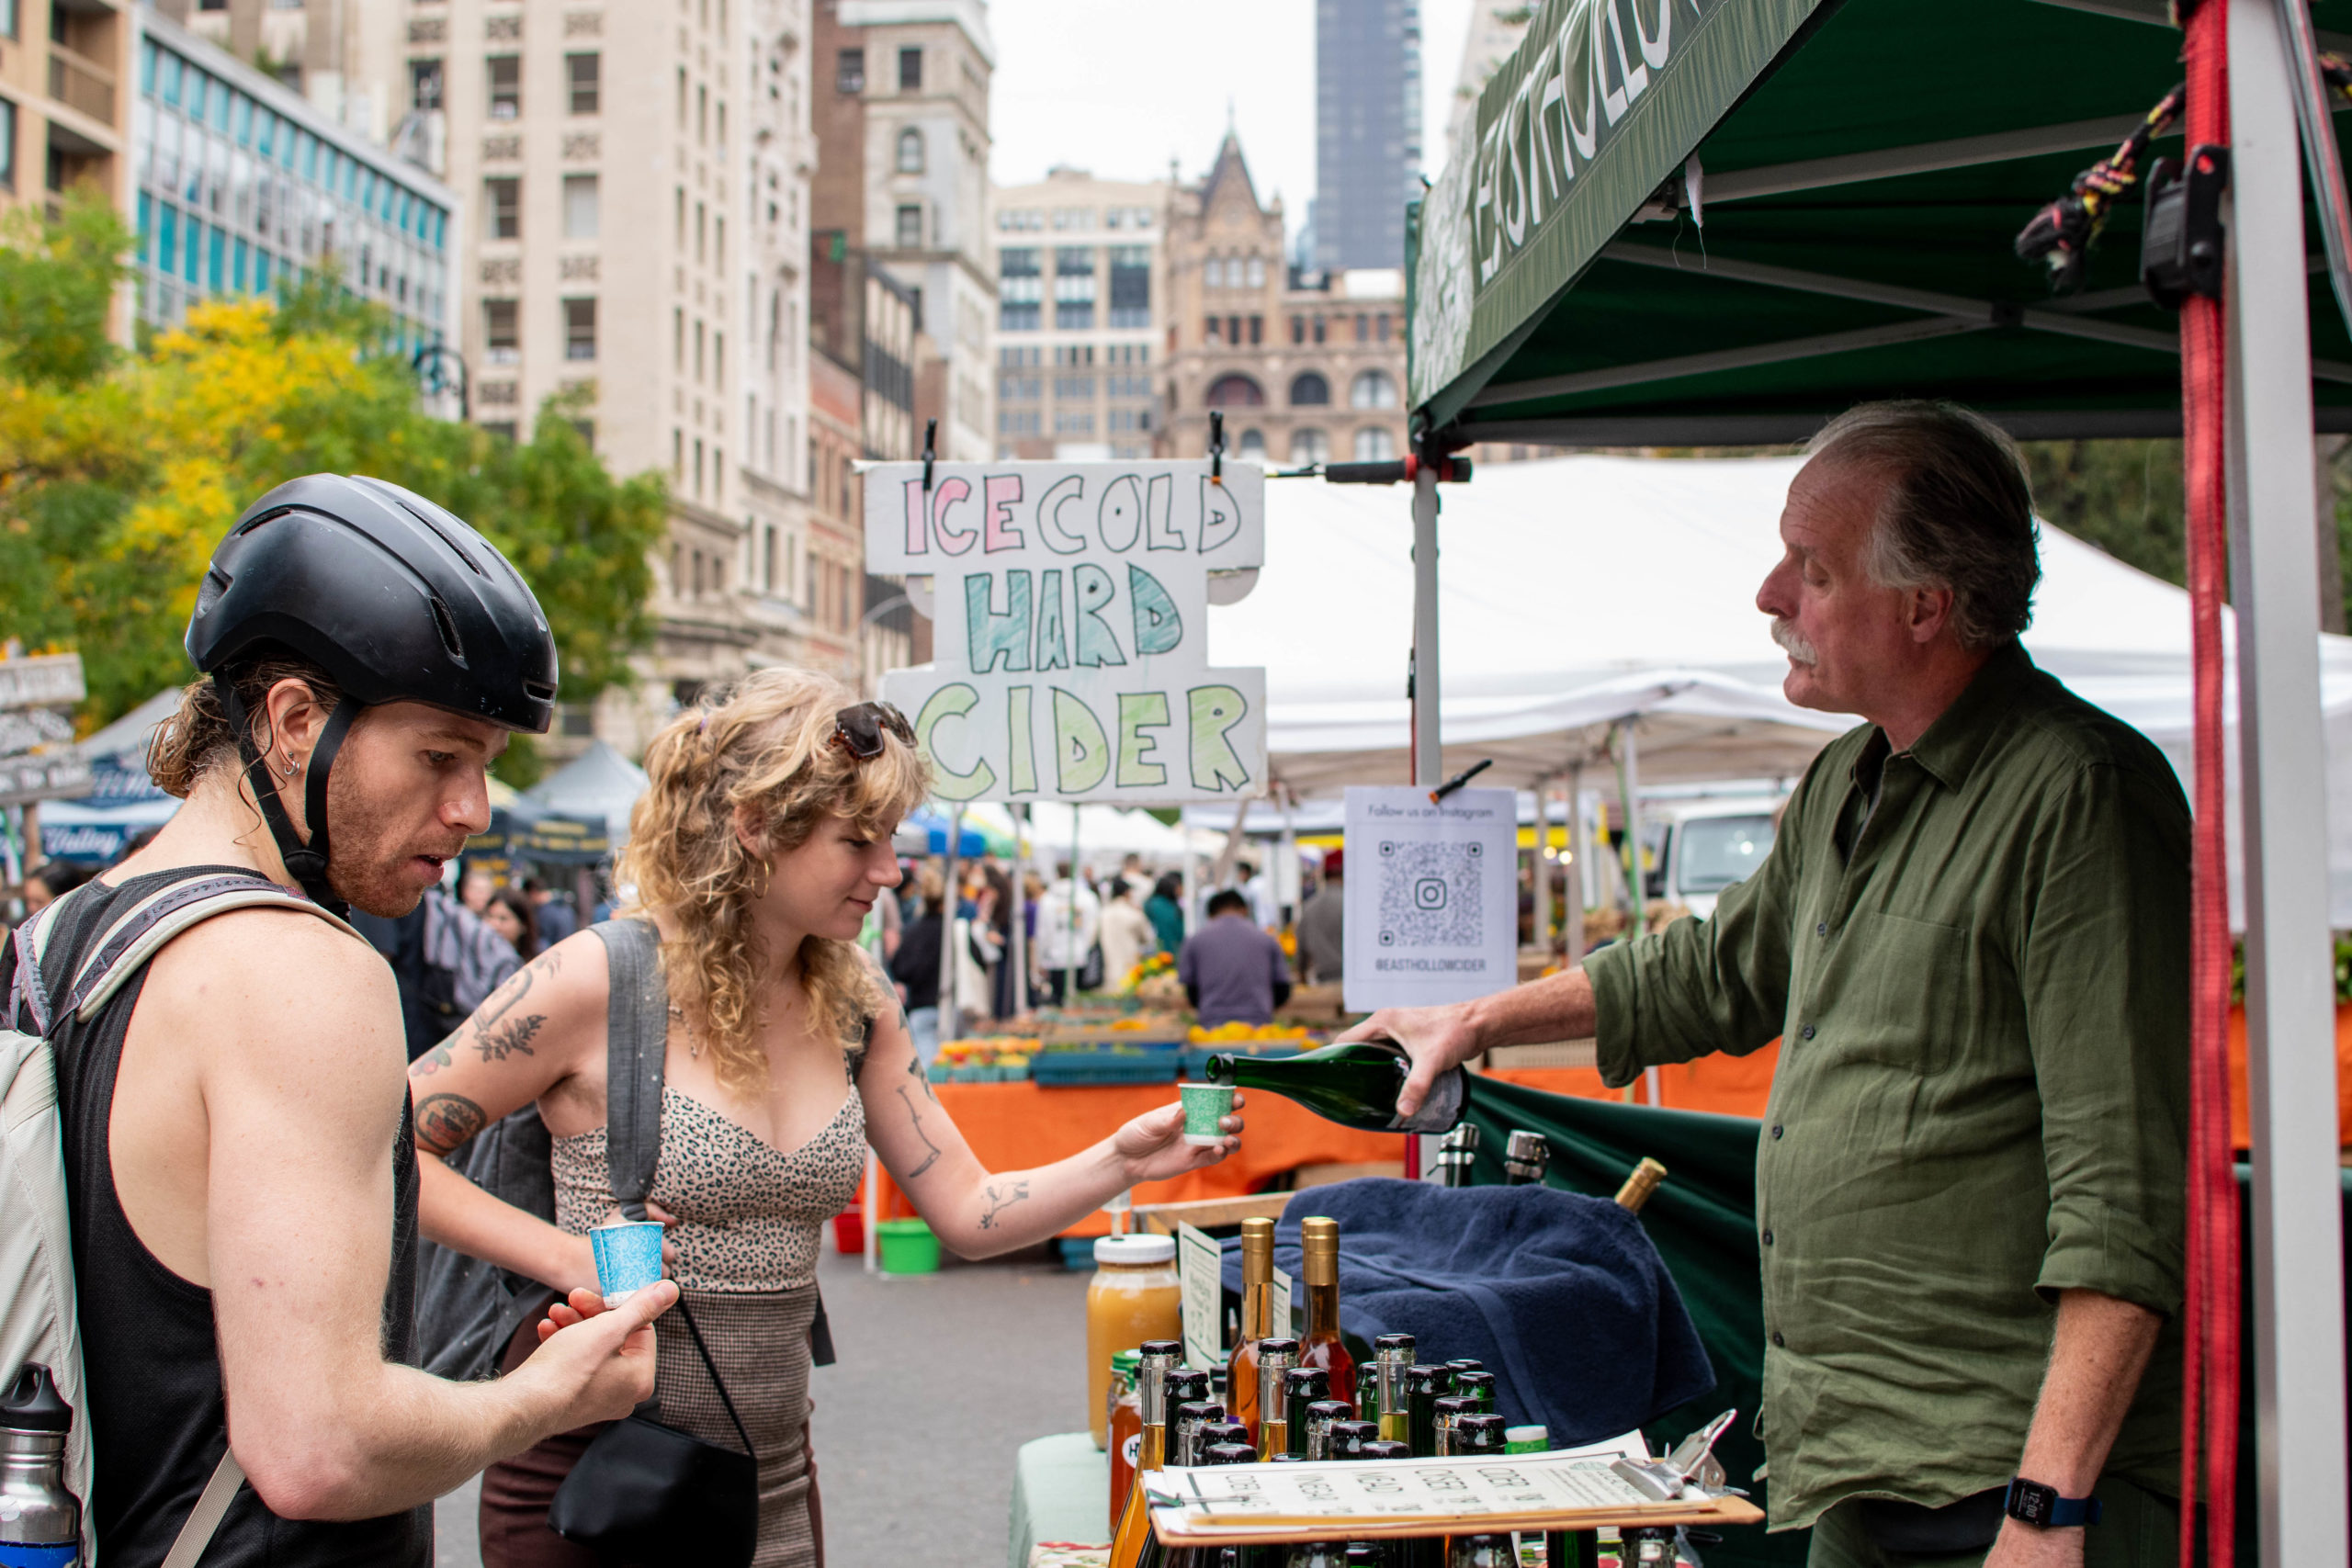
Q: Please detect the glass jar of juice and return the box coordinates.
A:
[1086,1234,1182,1448]
[1106,1349,1143,1518]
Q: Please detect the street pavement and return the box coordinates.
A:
[433,1235,1094,1567]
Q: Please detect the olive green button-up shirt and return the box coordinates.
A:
[1586,643,2188,1530]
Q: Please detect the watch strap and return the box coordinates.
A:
[2005,1477,2103,1528]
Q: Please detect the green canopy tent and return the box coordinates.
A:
[1400,0,2350,1559]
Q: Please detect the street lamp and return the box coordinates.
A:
[412,342,470,423]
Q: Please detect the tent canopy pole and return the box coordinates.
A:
[2229,2,2348,1560]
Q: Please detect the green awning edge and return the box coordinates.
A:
[1409,0,1826,423]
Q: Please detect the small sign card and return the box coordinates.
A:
[1175,1222,1224,1371]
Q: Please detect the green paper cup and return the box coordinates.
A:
[1178,1081,1236,1146]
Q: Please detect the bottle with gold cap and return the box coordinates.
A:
[1108,1346,1189,1568]
[1230,1217,1278,1449]
[1615,1157,1668,1213]
[1295,1216,1356,1417]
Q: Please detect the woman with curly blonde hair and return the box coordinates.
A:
[408,668,1240,1568]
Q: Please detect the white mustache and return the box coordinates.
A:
[1770,619,1819,667]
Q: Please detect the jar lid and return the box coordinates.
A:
[1112,1348,1143,1374]
[1094,1234,1177,1266]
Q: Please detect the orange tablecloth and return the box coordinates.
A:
[872,1079,1405,1236]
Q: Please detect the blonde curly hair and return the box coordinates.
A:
[619,668,930,1094]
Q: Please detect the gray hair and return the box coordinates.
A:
[1805,400,2041,649]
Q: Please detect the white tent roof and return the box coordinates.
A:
[1209,453,2352,923]
[525,740,648,849]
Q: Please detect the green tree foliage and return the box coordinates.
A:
[2021,436,2352,632]
[0,193,667,731]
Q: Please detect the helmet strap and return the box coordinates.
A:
[215,673,359,917]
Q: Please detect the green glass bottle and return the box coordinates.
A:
[1204,1041,1465,1134]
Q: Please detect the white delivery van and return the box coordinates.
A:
[1643,796,1786,919]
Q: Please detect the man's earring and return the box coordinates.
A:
[280,753,299,777]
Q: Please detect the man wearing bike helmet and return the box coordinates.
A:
[13,476,676,1565]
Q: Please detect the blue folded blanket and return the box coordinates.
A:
[1218,1178,1715,1447]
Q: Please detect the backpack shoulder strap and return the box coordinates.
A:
[590,918,667,1214]
[59,872,359,1030]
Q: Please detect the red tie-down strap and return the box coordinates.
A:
[2178,3,2238,1567]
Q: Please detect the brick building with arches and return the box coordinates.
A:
[1158,130,1408,470]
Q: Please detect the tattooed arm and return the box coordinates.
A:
[854,982,1244,1258]
[409,931,613,1294]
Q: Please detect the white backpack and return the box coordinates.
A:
[3,872,358,1568]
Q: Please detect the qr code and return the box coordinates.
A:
[1375,839,1485,949]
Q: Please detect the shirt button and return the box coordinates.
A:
[1799,1023,1816,1040]
[1771,1331,1787,1348]
[1771,1124,1784,1140]
[1815,922,1826,938]
[1761,1229,1774,1246]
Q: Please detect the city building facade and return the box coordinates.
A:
[156,0,401,144]
[0,0,133,225]
[812,0,992,462]
[1313,0,1419,272]
[353,0,776,750]
[989,164,1164,461]
[1160,132,1408,472]
[132,9,455,349]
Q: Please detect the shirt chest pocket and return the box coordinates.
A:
[1809,911,1970,1076]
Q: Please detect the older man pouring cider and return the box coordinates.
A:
[1342,402,2187,1568]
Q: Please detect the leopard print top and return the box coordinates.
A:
[550,1043,868,1292]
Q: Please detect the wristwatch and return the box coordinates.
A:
[2005,1477,2103,1528]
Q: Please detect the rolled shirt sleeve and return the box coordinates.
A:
[2017,758,2189,1314]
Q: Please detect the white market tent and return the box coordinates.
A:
[524,740,648,850]
[1209,452,2352,924]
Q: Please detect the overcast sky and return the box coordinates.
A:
[987,0,1477,238]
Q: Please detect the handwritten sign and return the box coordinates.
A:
[863,460,1268,804]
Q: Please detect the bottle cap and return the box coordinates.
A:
[1329,1418,1379,1448]
[1141,1339,1185,1359]
[1260,1337,1301,1358]
[1457,1414,1508,1440]
[1300,1215,1340,1283]
[1405,1364,1449,1392]
[1167,1370,1211,1403]
[1202,1420,1251,1450]
[1202,1441,1258,1466]
[1360,1439,1412,1460]
[1433,1395,1478,1418]
[1094,1233,1177,1266]
[1504,1425,1549,1453]
[1453,1370,1496,1390]
[1283,1368,1329,1395]
[1443,1359,1485,1374]
[1306,1399,1353,1423]
[0,1364,70,1433]
[1241,1215,1274,1264]
[1374,1332,1416,1354]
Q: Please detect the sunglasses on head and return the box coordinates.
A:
[829,701,915,761]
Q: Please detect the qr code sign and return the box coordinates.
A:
[1375,839,1485,949]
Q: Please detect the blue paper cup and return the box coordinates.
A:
[591,1220,665,1303]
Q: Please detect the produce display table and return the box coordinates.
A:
[1008,1431,1109,1568]
[874,1080,1402,1237]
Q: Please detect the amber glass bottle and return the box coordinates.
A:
[1108,1344,1186,1568]
[1229,1217,1277,1448]
[1296,1217,1356,1418]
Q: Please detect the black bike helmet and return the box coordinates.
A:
[185,474,559,911]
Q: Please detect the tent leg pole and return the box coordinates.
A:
[1532,776,1552,958]
[2230,4,2349,1562]
[1410,464,1442,789]
[1009,802,1028,1017]
[1566,770,1588,968]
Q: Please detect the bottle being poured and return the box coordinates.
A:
[1202,1039,1465,1134]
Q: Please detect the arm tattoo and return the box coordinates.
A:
[978,1179,1031,1231]
[894,1082,944,1179]
[475,1012,546,1063]
[408,1043,456,1079]
[415,1092,488,1155]
[905,1043,938,1102]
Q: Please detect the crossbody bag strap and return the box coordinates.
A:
[589,918,668,1213]
[669,1292,757,1460]
[160,1448,246,1568]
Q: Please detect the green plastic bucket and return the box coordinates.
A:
[876,1218,941,1275]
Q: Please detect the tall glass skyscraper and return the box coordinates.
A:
[130,10,456,354]
[1314,0,1421,272]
